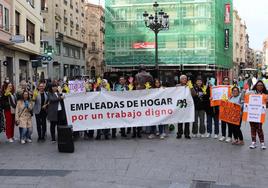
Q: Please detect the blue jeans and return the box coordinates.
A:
[19,127,32,140]
[206,114,219,135]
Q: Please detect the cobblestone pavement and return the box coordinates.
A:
[0,119,267,188]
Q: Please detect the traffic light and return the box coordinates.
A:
[44,45,54,56]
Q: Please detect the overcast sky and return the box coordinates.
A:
[88,0,268,50]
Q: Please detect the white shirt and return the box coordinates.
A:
[55,93,62,111]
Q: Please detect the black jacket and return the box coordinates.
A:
[192,86,207,111]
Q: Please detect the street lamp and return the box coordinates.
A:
[143,2,169,78]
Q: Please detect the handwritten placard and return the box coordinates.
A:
[219,101,241,126]
[210,85,231,106]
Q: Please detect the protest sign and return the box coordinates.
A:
[64,87,195,131]
[242,94,266,123]
[68,80,85,93]
[210,85,231,106]
[219,101,241,126]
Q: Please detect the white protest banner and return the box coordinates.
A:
[68,80,85,93]
[210,85,231,106]
[64,87,195,131]
[243,94,266,123]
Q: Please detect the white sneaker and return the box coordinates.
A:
[156,132,160,136]
[201,134,206,138]
[249,142,257,149]
[148,134,155,139]
[26,139,32,143]
[20,140,26,144]
[206,133,211,138]
[261,143,266,150]
[8,138,14,143]
[219,136,226,142]
[225,137,232,143]
[192,134,197,138]
[160,134,165,139]
[214,134,218,139]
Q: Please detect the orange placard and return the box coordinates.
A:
[242,94,267,123]
[210,85,231,106]
[219,101,242,126]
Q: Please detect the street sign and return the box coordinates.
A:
[47,56,52,61]
[42,56,47,61]
[224,29,229,49]
[10,35,25,43]
[41,56,53,62]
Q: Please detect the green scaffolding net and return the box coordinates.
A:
[105,0,233,68]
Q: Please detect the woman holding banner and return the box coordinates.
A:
[96,79,112,140]
[248,80,267,150]
[84,81,95,139]
[228,87,244,145]
[219,77,232,143]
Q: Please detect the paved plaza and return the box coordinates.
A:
[0,119,268,188]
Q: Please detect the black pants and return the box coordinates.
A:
[84,130,94,138]
[221,121,232,138]
[120,127,131,135]
[50,121,57,141]
[35,112,47,139]
[132,127,142,136]
[97,129,110,137]
[112,128,116,136]
[228,123,243,141]
[177,123,190,136]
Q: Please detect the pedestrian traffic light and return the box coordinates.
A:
[44,45,54,56]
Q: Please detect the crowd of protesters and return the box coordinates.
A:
[0,67,267,150]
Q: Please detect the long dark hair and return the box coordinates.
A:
[252,80,268,94]
[1,83,15,95]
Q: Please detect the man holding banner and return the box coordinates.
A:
[176,75,193,139]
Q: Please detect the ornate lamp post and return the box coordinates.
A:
[143,2,169,78]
